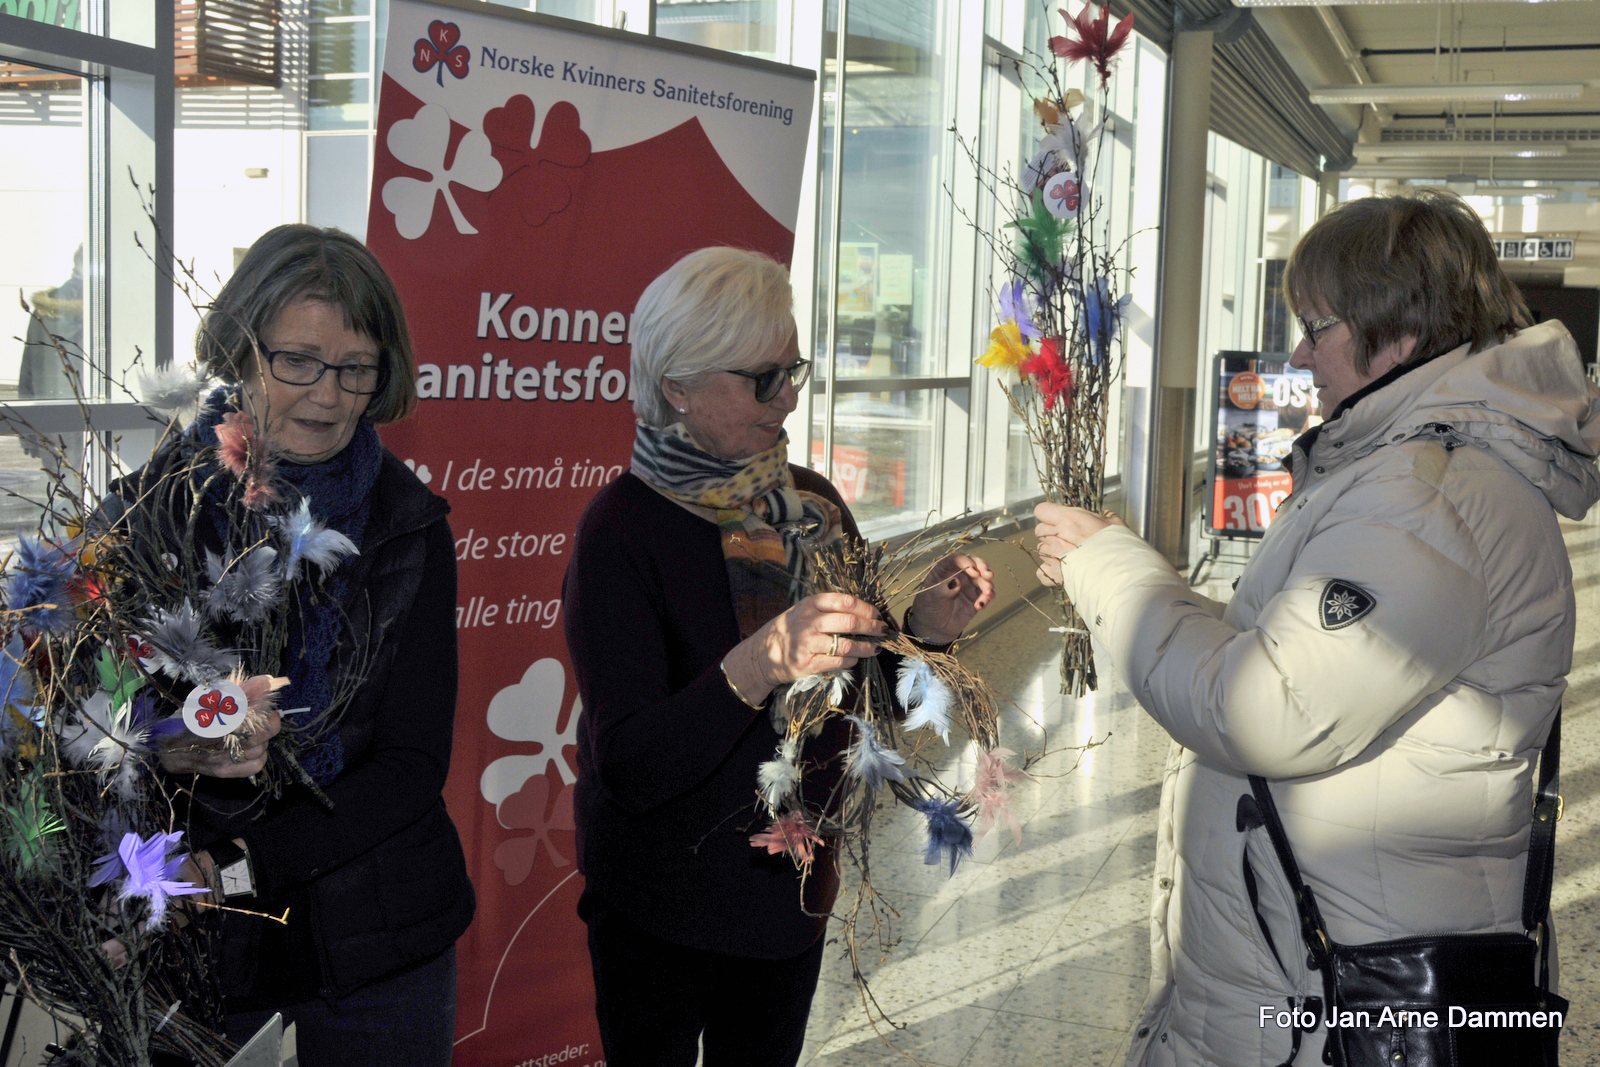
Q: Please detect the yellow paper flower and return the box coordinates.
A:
[977,321,1032,385]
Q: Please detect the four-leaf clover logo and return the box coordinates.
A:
[414,20,471,87]
[381,103,502,239]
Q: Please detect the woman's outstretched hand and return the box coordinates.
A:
[1034,503,1126,586]
[723,593,886,705]
[158,710,283,778]
[909,554,995,644]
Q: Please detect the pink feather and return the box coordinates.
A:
[1048,4,1136,90]
[750,812,823,866]
[971,747,1031,845]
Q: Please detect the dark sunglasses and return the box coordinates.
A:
[1298,314,1342,349]
[726,359,812,403]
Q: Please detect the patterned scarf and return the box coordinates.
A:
[632,422,843,639]
[193,391,384,784]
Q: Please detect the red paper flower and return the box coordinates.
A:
[413,20,471,88]
[1019,338,1075,410]
[1049,4,1135,90]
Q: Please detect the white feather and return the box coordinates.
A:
[897,659,953,744]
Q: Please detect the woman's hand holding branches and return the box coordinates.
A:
[1033,502,1125,585]
[158,710,282,778]
[909,554,995,644]
[723,593,885,705]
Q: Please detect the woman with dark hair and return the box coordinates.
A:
[137,223,474,1065]
[564,247,994,1066]
[1035,190,1599,1065]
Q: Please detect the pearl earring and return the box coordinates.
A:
[678,408,687,414]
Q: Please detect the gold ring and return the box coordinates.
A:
[829,633,841,657]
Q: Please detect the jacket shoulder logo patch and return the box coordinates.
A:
[1320,580,1375,630]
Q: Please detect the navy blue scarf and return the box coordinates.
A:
[193,392,384,784]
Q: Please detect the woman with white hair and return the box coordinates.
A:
[563,247,994,1065]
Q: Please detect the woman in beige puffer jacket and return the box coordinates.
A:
[1037,191,1600,1066]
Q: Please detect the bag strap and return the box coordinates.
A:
[1523,708,1560,936]
[1248,775,1334,971]
[1250,705,1561,981]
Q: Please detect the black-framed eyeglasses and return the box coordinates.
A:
[726,359,812,403]
[1299,314,1342,349]
[266,350,386,395]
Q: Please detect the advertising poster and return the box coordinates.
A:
[364,1,815,1059]
[1206,352,1319,537]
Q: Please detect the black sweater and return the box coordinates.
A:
[564,467,864,960]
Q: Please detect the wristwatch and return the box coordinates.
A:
[207,839,256,900]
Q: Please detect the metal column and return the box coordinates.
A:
[1146,28,1215,568]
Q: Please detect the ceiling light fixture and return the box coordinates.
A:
[1352,143,1569,160]
[1310,82,1584,105]
[1473,187,1561,199]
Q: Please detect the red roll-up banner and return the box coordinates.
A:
[365,3,815,1059]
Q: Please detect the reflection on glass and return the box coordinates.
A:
[309,78,371,130]
[656,0,779,59]
[311,21,371,76]
[0,0,79,29]
[1006,405,1040,502]
[310,0,371,15]
[815,389,936,533]
[0,64,85,401]
[536,0,600,22]
[830,0,949,379]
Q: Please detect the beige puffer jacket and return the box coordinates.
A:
[1058,321,1600,1066]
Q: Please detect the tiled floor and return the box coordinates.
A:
[799,502,1600,1067]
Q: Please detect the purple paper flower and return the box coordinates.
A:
[88,830,205,930]
[999,278,1042,341]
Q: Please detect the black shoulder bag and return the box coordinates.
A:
[1241,711,1567,1067]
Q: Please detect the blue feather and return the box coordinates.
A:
[896,658,953,744]
[204,546,282,624]
[1,537,77,634]
[844,715,909,791]
[276,497,359,581]
[911,796,974,876]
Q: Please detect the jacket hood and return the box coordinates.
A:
[1315,319,1600,519]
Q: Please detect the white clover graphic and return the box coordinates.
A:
[478,658,582,807]
[381,103,502,239]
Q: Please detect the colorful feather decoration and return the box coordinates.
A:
[276,497,359,581]
[749,811,823,866]
[1048,3,1135,90]
[911,796,974,876]
[1,537,79,635]
[142,601,239,683]
[787,669,853,709]
[87,831,205,931]
[59,689,151,800]
[844,714,909,791]
[757,737,802,815]
[2,773,65,874]
[896,658,953,744]
[204,546,282,624]
[136,363,212,416]
[971,747,1031,845]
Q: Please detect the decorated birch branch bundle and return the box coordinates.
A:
[964,2,1138,697]
[0,371,369,1065]
[746,533,1031,882]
